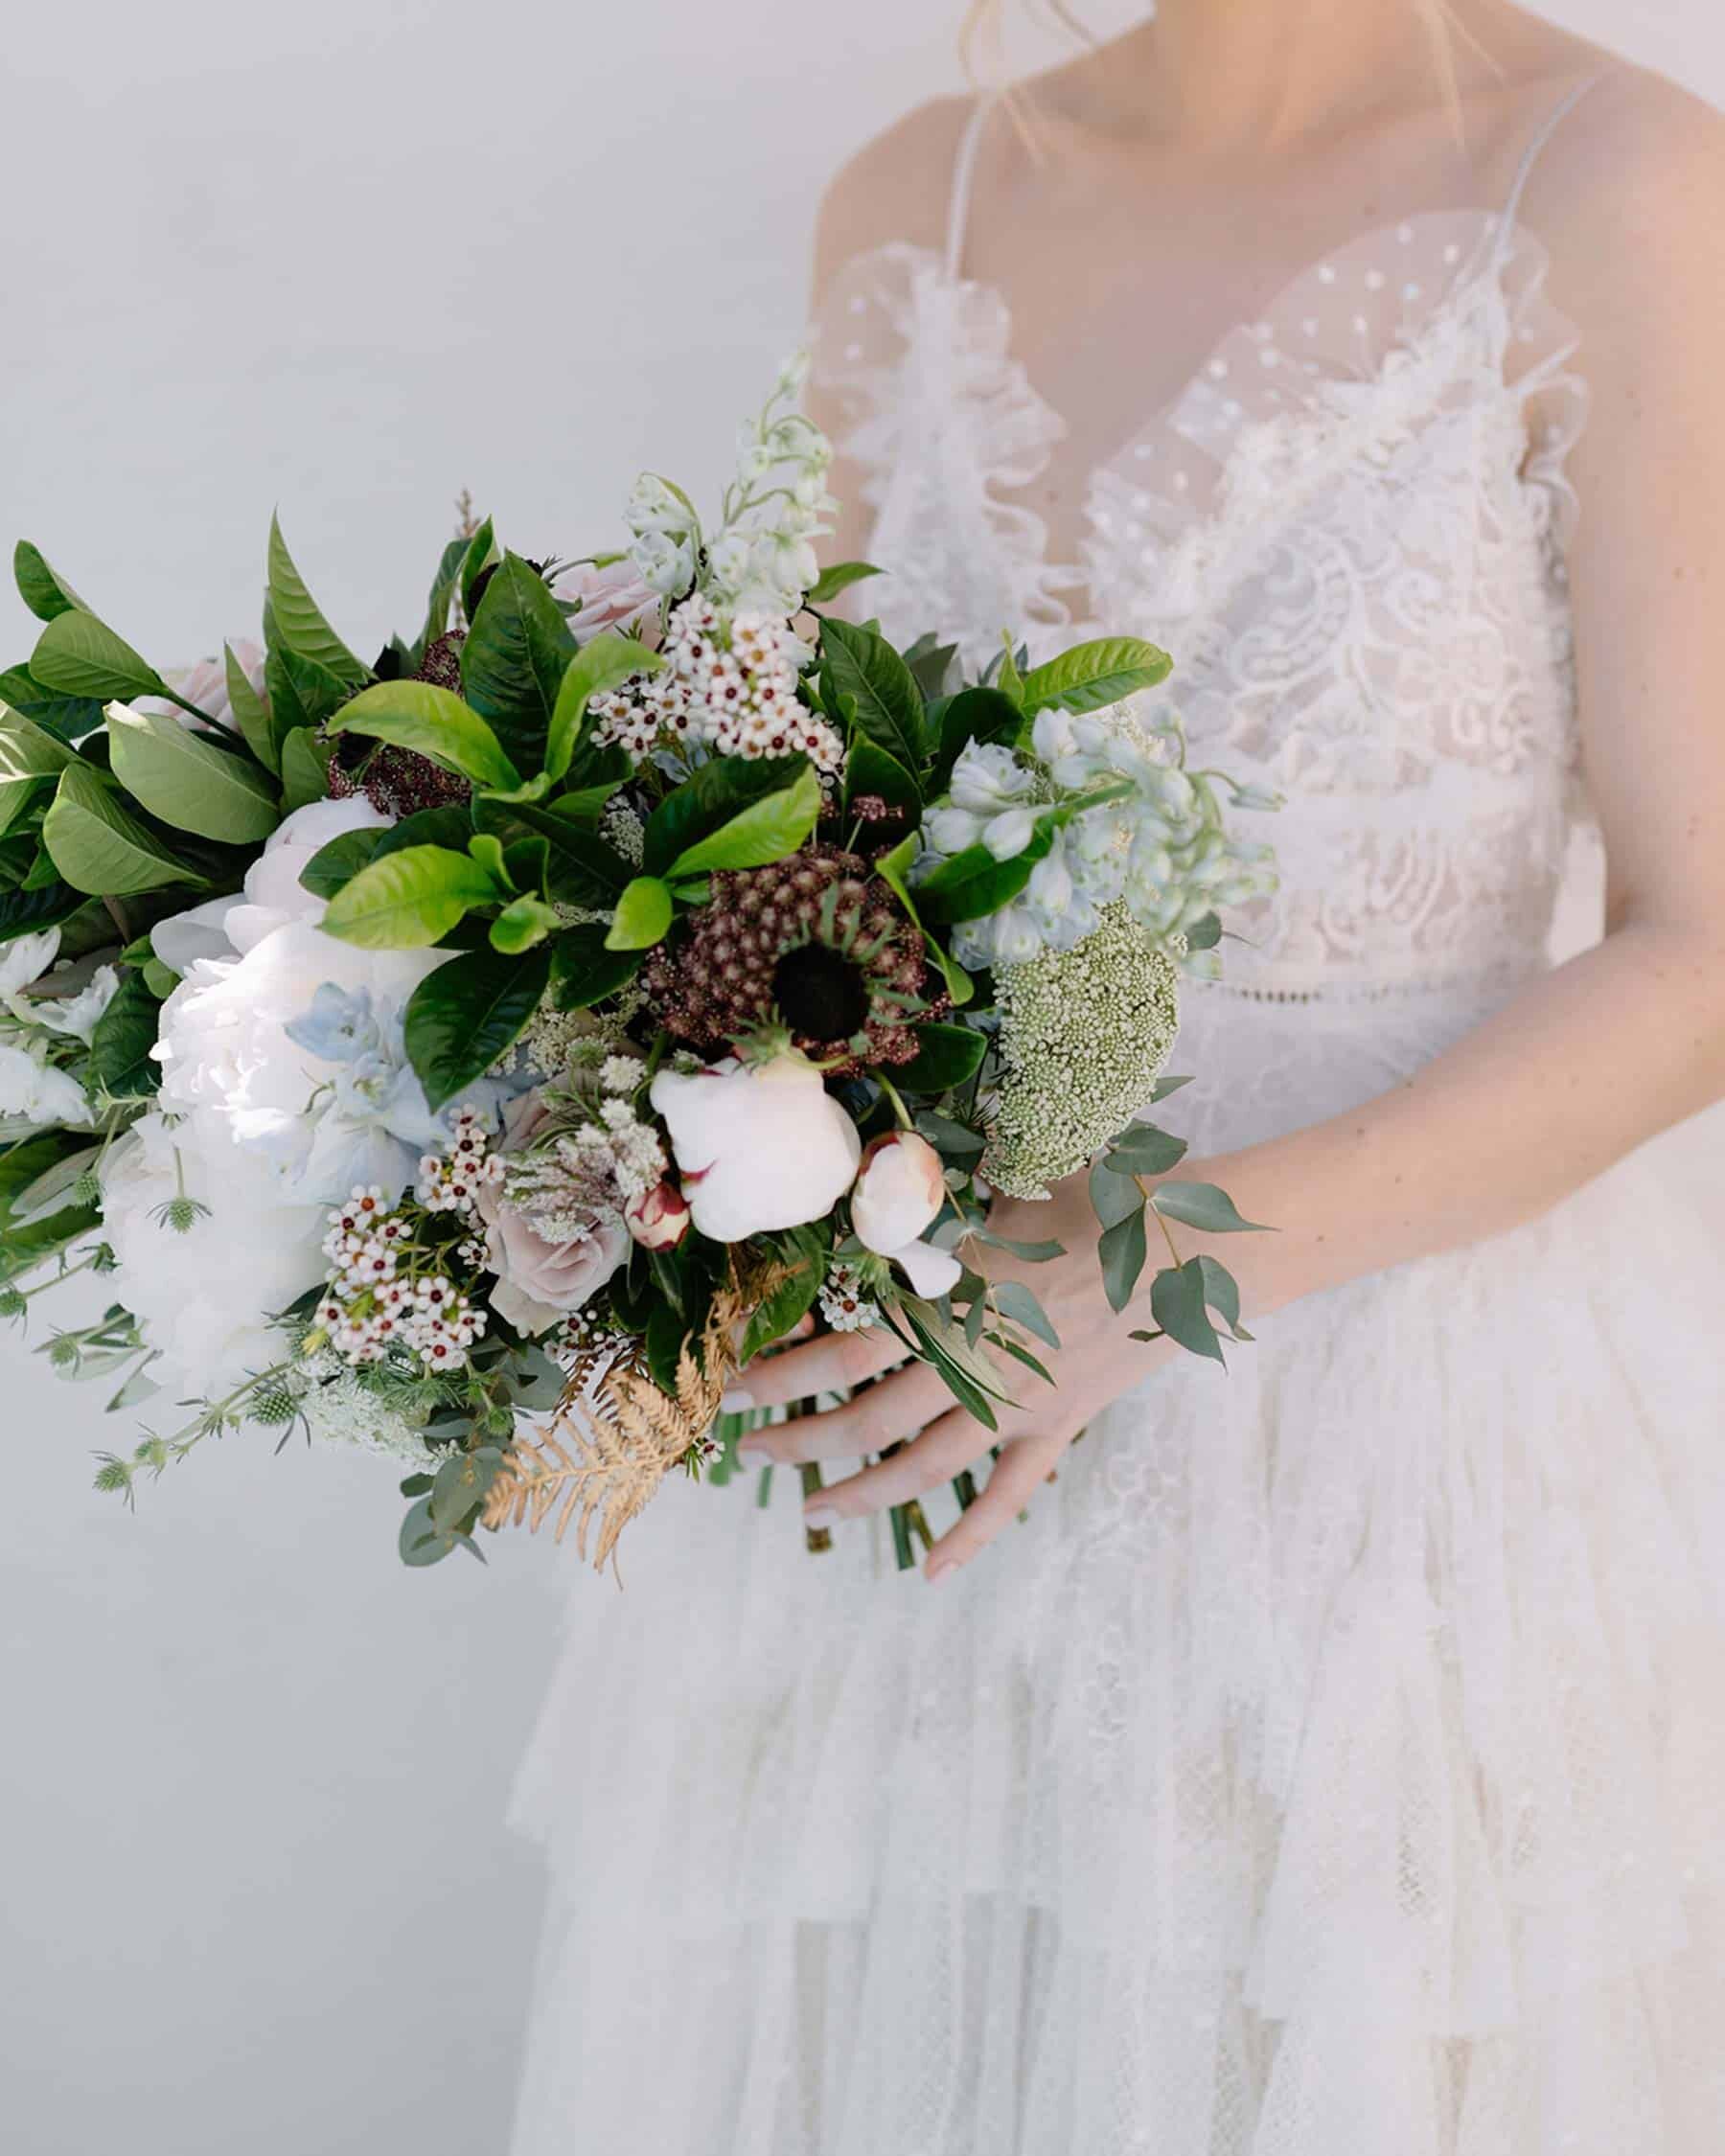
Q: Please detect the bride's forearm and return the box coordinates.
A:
[1155,919,1725,1319]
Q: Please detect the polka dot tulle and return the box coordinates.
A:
[507,115,1725,2156]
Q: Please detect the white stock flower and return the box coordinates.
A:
[649,1053,860,1244]
[102,1108,329,1395]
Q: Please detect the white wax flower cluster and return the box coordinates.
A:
[591,592,842,773]
[313,1177,491,1375]
[924,708,1279,972]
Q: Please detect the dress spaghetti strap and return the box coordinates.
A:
[943,92,1000,282]
[1496,71,1609,249]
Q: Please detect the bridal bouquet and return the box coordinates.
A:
[0,357,1276,1571]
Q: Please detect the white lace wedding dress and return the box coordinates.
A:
[507,79,1725,2154]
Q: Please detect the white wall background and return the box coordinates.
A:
[0,6,1717,2153]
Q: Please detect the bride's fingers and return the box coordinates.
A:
[726,1324,907,1411]
[736,1364,954,1463]
[922,1428,1070,1582]
[804,1407,988,1520]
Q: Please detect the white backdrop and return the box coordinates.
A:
[1,6,1718,2153]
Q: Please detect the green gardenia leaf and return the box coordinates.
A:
[543,632,662,785]
[996,636,1025,707]
[42,765,208,897]
[327,679,520,792]
[914,820,1054,927]
[804,560,883,607]
[874,830,972,1008]
[418,535,469,658]
[0,705,76,838]
[459,550,577,773]
[1019,636,1174,719]
[1150,1181,1274,1235]
[223,645,278,774]
[738,1229,832,1366]
[298,826,388,902]
[266,515,367,685]
[30,611,168,703]
[403,945,551,1110]
[1148,1258,1227,1364]
[892,1020,987,1091]
[549,924,643,1010]
[819,616,926,775]
[664,763,821,878]
[278,726,333,813]
[605,875,675,951]
[489,894,563,953]
[479,797,631,906]
[319,844,500,950]
[458,518,497,623]
[0,878,87,943]
[13,541,88,623]
[1098,1204,1149,1314]
[642,751,809,876]
[88,971,163,1096]
[842,734,921,815]
[105,700,279,845]
[932,685,1024,793]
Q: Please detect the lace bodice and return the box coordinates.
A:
[811,83,1603,1011]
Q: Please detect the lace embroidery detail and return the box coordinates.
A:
[809,209,1592,1011]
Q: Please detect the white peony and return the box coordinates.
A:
[154,917,456,1205]
[0,929,64,1017]
[141,639,267,734]
[150,795,393,975]
[102,1108,329,1397]
[649,1053,860,1244]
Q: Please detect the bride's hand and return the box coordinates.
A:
[730,1180,1175,1583]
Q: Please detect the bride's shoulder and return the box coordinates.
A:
[1516,57,1725,303]
[809,95,976,303]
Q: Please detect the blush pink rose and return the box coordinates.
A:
[474,1092,629,1336]
[553,559,660,647]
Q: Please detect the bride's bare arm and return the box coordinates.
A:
[740,75,1725,1577]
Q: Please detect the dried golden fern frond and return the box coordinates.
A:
[482,1272,771,1575]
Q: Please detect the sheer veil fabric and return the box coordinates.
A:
[507,75,1725,2154]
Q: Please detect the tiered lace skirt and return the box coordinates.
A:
[506,1074,1725,2155]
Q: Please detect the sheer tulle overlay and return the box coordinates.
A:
[509,84,1725,2155]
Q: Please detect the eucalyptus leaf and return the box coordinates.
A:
[1149,1258,1227,1365]
[1098,1205,1149,1314]
[105,701,279,845]
[402,945,552,1109]
[1103,1120,1189,1177]
[1151,1181,1273,1234]
[991,1277,1060,1350]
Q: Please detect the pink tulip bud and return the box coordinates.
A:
[625,1180,691,1250]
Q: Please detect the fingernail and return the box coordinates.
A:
[720,1388,754,1411]
[802,1504,839,1528]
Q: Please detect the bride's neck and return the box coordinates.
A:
[1081,0,1510,149]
